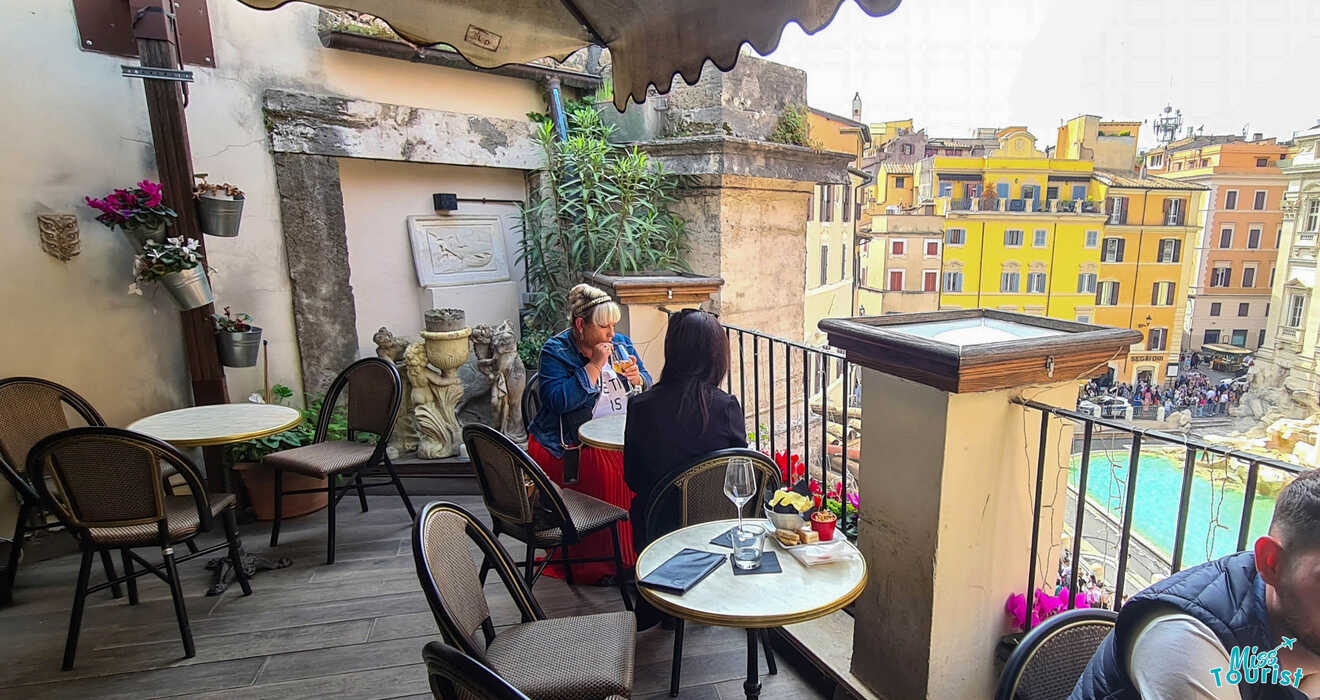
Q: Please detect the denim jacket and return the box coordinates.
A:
[527,329,652,458]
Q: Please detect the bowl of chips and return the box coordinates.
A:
[763,478,816,531]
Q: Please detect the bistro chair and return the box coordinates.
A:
[422,640,533,700]
[461,423,632,609]
[643,447,782,697]
[266,357,412,564]
[412,501,635,700]
[994,608,1118,700]
[27,427,252,670]
[520,372,540,436]
[0,376,124,605]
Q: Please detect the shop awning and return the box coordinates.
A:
[238,0,902,110]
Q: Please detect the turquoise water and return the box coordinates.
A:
[1068,451,1278,566]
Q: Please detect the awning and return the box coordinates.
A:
[238,0,902,110]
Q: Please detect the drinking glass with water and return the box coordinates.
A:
[731,523,765,570]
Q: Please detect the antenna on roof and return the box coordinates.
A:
[1153,104,1182,145]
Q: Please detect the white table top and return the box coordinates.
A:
[578,413,627,451]
[127,403,302,447]
[636,518,867,628]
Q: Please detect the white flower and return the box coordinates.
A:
[184,238,200,252]
[166,236,184,246]
[247,392,266,404]
[127,282,143,296]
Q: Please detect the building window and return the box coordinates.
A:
[1259,329,1267,347]
[902,143,913,155]
[1027,272,1047,293]
[1033,229,1048,248]
[1231,329,1248,347]
[1247,227,1262,249]
[1096,281,1120,306]
[1210,265,1232,287]
[1151,281,1175,306]
[1277,225,1283,248]
[1000,272,1021,293]
[944,271,963,292]
[808,190,815,221]
[1158,238,1181,263]
[925,239,940,257]
[1257,157,1269,168]
[842,244,848,279]
[1077,272,1098,293]
[1106,196,1129,225]
[855,200,862,220]
[1253,190,1267,210]
[894,176,906,188]
[946,228,965,246]
[1238,302,1250,317]
[1147,327,1168,351]
[1303,199,1320,232]
[1203,329,1221,345]
[1076,313,1092,324]
[938,181,952,197]
[1101,237,1125,262]
[1165,198,1186,225]
[1287,294,1306,327]
[923,270,938,292]
[1242,266,1256,288]
[888,270,904,291]
[1219,227,1233,248]
[1270,268,1276,288]
[1210,302,1221,316]
[1072,184,1088,201]
[820,245,828,286]
[1085,230,1099,248]
[1225,190,1238,210]
[890,239,906,256]
[1004,229,1024,247]
[842,193,851,222]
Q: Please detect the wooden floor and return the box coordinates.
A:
[0,493,827,699]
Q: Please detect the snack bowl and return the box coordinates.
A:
[764,505,808,532]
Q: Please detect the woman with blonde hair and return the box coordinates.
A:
[527,283,651,582]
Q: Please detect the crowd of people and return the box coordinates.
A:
[1081,370,1245,417]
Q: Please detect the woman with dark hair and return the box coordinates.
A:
[623,308,747,551]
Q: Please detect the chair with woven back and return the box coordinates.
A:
[520,372,540,437]
[422,639,534,700]
[461,423,632,609]
[27,426,253,670]
[266,357,413,564]
[642,447,783,697]
[994,608,1118,700]
[413,501,634,700]
[0,376,126,605]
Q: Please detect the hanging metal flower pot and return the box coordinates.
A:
[216,326,262,367]
[121,220,168,251]
[160,264,214,310]
[197,195,244,237]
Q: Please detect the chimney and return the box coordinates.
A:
[1252,132,1263,141]
[852,92,862,122]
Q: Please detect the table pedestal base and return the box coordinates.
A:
[205,550,291,596]
[744,628,762,699]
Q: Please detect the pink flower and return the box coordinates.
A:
[1005,593,1027,629]
[847,492,860,509]
[808,478,822,496]
[137,180,164,208]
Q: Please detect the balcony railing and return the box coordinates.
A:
[1015,399,1302,631]
[949,197,971,211]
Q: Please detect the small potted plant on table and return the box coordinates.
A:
[128,237,214,310]
[213,306,262,368]
[85,180,177,251]
[193,174,245,237]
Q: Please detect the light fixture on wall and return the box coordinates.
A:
[1137,314,1153,329]
[432,193,457,211]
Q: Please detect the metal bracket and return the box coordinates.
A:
[122,65,194,82]
[1045,355,1056,378]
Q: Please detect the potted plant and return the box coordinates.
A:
[128,237,213,310]
[85,180,177,251]
[193,174,245,238]
[229,385,329,521]
[213,306,262,368]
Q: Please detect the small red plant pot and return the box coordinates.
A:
[810,511,837,541]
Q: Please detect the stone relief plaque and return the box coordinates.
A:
[407,214,510,287]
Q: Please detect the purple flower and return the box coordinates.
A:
[137,180,164,208]
[846,492,860,508]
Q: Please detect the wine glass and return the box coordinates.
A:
[611,344,640,395]
[723,457,756,530]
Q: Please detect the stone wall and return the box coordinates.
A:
[664,55,808,141]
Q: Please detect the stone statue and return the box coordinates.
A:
[374,327,419,457]
[489,321,527,442]
[470,323,497,383]
[373,326,411,363]
[405,309,470,459]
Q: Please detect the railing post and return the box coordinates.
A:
[1024,408,1050,632]
[1068,420,1093,608]
[752,335,761,451]
[1170,447,1197,573]
[1236,460,1261,552]
[1114,434,1143,607]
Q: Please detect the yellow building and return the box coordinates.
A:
[1055,115,1142,170]
[805,107,871,343]
[867,118,914,153]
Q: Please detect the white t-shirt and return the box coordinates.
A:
[591,366,629,419]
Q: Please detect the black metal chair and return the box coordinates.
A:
[462,423,632,610]
[520,372,540,437]
[27,427,252,670]
[0,377,123,605]
[994,608,1118,700]
[266,357,413,564]
[413,501,634,700]
[422,640,533,700]
[642,447,783,697]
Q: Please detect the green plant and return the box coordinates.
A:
[518,329,550,370]
[768,105,819,149]
[127,237,204,295]
[517,107,691,334]
[193,173,245,200]
[85,180,176,231]
[225,387,354,464]
[212,306,253,333]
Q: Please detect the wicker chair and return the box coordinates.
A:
[994,608,1118,700]
[520,372,540,437]
[0,377,126,605]
[27,427,252,670]
[423,640,532,700]
[462,424,632,608]
[266,358,413,564]
[642,448,782,697]
[413,501,635,700]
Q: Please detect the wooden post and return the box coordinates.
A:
[131,0,230,485]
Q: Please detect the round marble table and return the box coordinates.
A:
[636,518,867,699]
[128,403,302,447]
[577,413,626,451]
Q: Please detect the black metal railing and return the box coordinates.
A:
[1015,399,1301,632]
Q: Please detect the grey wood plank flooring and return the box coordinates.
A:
[0,494,827,699]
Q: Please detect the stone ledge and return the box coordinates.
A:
[780,610,886,700]
[635,135,854,184]
[582,271,724,306]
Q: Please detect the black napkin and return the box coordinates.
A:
[639,548,726,595]
[729,551,781,576]
[709,527,738,548]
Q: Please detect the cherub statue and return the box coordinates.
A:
[373,326,412,363]
[490,321,527,442]
[470,323,497,383]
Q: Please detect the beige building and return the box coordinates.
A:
[861,213,944,314]
[806,106,871,344]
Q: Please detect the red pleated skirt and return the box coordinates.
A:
[527,435,636,584]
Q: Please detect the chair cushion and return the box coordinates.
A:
[264,440,377,477]
[484,611,635,700]
[89,493,236,547]
[534,489,628,546]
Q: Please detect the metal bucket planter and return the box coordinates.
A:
[216,326,262,367]
[121,221,168,251]
[159,265,213,310]
[197,195,244,237]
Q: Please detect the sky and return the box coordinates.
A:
[762,0,1320,149]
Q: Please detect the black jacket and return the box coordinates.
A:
[623,385,747,550]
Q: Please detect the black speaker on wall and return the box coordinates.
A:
[433,193,458,211]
